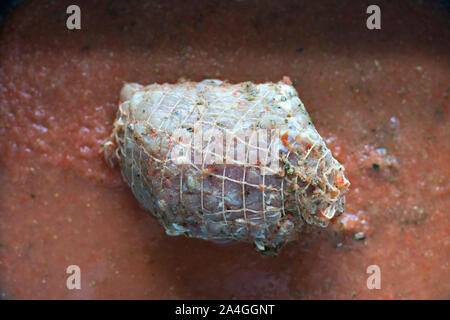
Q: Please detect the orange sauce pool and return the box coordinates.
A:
[0,0,449,299]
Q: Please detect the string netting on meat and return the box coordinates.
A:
[102,78,350,254]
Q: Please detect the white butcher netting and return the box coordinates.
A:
[103,77,349,254]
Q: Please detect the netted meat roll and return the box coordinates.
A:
[103,77,349,254]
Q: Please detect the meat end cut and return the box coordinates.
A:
[103,77,350,254]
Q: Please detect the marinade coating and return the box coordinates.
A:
[104,77,349,254]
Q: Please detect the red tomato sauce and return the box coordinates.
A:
[0,0,449,299]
